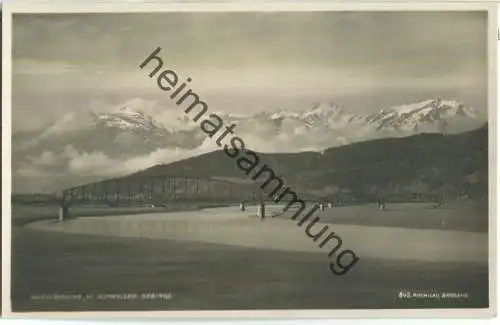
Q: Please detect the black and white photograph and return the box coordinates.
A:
[2,1,496,317]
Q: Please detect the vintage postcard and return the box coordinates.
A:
[2,0,497,319]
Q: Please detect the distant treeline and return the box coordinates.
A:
[12,193,58,204]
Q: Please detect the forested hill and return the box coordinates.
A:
[130,124,488,199]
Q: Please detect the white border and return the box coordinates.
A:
[1,1,497,319]
[1,1,499,12]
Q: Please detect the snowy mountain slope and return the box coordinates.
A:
[365,98,476,132]
[13,98,483,156]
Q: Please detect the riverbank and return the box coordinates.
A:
[11,202,231,227]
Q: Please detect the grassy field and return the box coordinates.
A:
[11,225,488,312]
[278,200,489,233]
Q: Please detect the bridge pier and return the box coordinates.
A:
[257,202,265,220]
[58,205,69,221]
[58,191,70,222]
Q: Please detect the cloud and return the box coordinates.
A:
[39,111,95,139]
[15,165,52,178]
[31,151,58,166]
[13,60,83,75]
[63,146,120,176]
[13,12,486,69]
[14,139,218,181]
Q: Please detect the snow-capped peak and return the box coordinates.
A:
[269,108,301,120]
[302,102,343,118]
[389,98,475,118]
[114,106,148,119]
[96,106,161,132]
[366,98,478,132]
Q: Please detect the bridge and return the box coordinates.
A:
[61,175,267,207]
[58,174,456,210]
[49,174,458,223]
[57,174,326,220]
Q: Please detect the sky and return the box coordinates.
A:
[12,11,488,132]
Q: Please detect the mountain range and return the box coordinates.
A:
[12,98,486,193]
